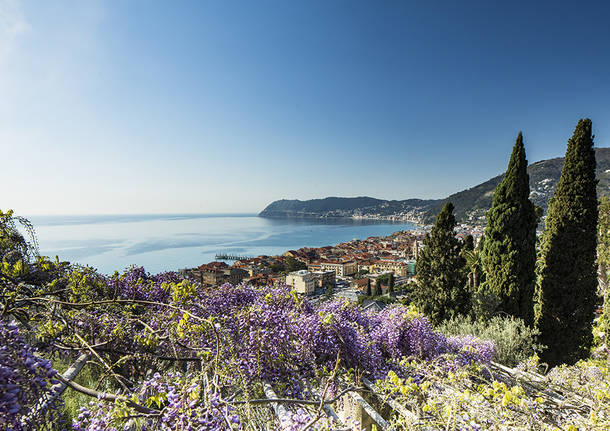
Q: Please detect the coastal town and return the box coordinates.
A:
[182,221,484,304]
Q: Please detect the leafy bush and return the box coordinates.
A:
[470,284,501,321]
[593,302,609,359]
[437,315,542,366]
[357,294,396,305]
[375,356,610,430]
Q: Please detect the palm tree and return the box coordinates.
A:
[463,249,482,290]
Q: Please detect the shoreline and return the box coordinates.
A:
[258,213,427,226]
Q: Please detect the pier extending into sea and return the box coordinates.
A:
[215,253,254,261]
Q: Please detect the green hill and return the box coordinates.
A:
[260,148,610,223]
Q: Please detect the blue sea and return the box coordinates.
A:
[26,214,420,275]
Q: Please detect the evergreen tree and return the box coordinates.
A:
[462,234,475,252]
[476,234,485,252]
[535,119,598,366]
[285,256,307,272]
[480,132,538,325]
[374,278,382,296]
[388,273,395,294]
[366,278,372,296]
[414,202,468,324]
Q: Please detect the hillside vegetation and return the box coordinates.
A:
[3,123,610,431]
[260,147,610,223]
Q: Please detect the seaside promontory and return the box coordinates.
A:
[260,147,610,223]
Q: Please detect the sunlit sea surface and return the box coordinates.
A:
[26,214,420,275]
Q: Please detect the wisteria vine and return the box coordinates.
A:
[1,262,498,430]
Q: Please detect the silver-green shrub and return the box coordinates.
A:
[437,315,542,367]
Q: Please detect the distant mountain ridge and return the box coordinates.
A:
[259,197,440,221]
[259,148,610,224]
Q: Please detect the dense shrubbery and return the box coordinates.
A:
[375,355,610,430]
[2,250,495,430]
[594,196,610,360]
[437,315,542,367]
[3,181,610,431]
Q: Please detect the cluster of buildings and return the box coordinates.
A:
[183,230,430,297]
[183,224,484,301]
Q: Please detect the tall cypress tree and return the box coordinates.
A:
[374,278,382,296]
[415,202,468,324]
[462,234,475,252]
[535,119,598,366]
[480,132,538,325]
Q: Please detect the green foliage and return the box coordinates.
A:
[462,234,474,252]
[376,356,610,430]
[1,210,69,303]
[599,196,610,272]
[170,279,197,303]
[357,295,396,305]
[374,278,382,296]
[598,196,610,299]
[376,272,395,288]
[270,262,285,273]
[52,357,117,429]
[438,315,542,367]
[535,119,599,366]
[470,286,501,322]
[0,209,38,265]
[480,133,537,326]
[67,265,108,302]
[263,149,610,224]
[594,310,609,359]
[462,248,483,293]
[285,256,307,272]
[366,278,372,296]
[594,196,610,357]
[414,202,469,324]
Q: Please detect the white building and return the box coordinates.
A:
[285,270,316,295]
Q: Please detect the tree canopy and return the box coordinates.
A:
[535,119,598,366]
[414,202,468,324]
[480,133,538,325]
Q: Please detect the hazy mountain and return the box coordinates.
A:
[259,148,610,223]
[259,197,440,221]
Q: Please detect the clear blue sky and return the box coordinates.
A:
[2,0,609,214]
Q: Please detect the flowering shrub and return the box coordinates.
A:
[107,266,181,303]
[0,319,61,430]
[4,261,496,431]
[72,372,241,431]
[437,314,541,366]
[1,209,607,430]
[374,354,610,430]
[53,276,495,430]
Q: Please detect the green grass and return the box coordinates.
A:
[49,353,117,429]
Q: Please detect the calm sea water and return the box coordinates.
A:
[26,214,419,275]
